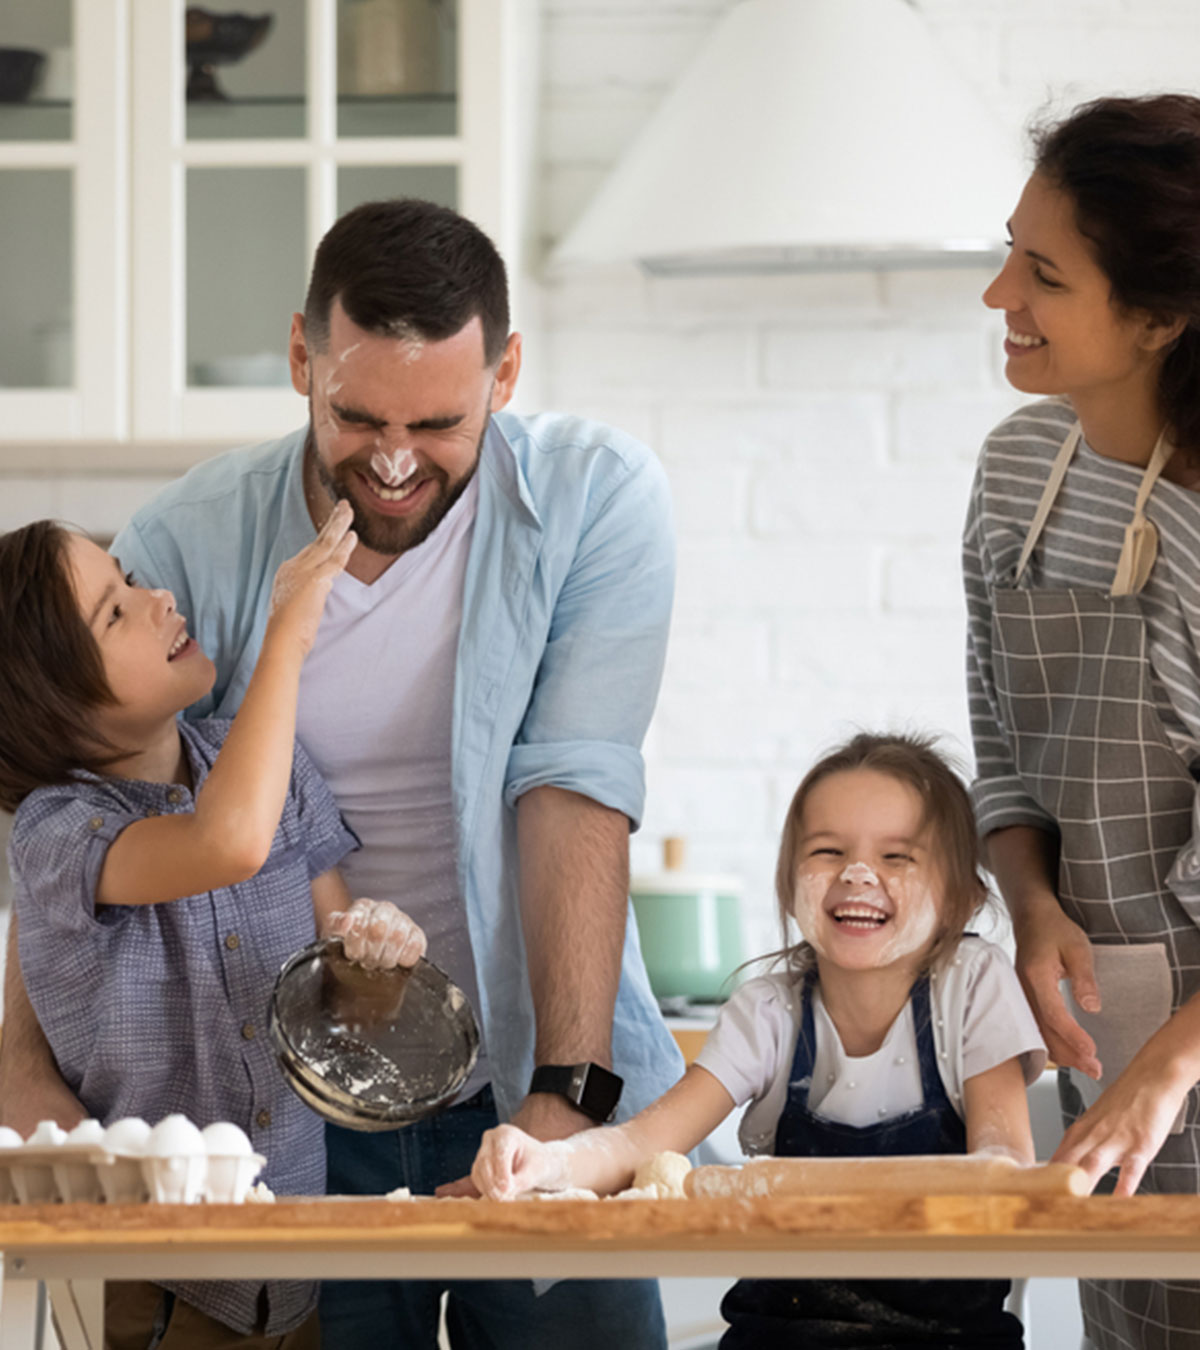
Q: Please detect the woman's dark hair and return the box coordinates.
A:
[0,521,121,813]
[303,198,510,366]
[1034,95,1200,458]
[771,731,988,978]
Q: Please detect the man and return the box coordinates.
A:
[0,199,683,1347]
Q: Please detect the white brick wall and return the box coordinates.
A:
[541,0,1200,948]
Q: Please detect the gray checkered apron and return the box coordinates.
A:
[990,422,1200,1350]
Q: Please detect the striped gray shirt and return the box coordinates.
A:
[964,396,1200,837]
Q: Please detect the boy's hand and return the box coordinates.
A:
[325,898,427,971]
[471,1124,570,1200]
[267,499,356,656]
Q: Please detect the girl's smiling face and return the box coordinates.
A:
[792,768,945,974]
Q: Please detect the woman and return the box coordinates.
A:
[965,94,1200,1350]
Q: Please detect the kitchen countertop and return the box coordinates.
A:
[2,1191,1187,1349]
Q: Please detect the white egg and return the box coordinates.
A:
[0,1127,24,1150]
[102,1117,151,1158]
[147,1114,205,1158]
[201,1122,252,1157]
[27,1120,67,1147]
[65,1119,105,1147]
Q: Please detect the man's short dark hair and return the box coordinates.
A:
[303,198,511,365]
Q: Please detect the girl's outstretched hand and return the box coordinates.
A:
[1052,1049,1191,1196]
[472,1124,570,1200]
[324,898,427,970]
[267,499,356,656]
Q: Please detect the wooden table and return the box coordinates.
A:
[5,1192,1200,1348]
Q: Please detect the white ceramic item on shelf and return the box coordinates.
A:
[143,1115,207,1204]
[100,1117,152,1203]
[11,1120,67,1204]
[52,1119,106,1203]
[0,1126,23,1204]
[201,1122,265,1203]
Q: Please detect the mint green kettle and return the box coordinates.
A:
[631,838,744,1003]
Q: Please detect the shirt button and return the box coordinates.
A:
[894,1056,906,1066]
[166,788,183,805]
[144,808,159,818]
[241,1023,256,1040]
[878,1108,888,1118]
[256,1109,271,1129]
[847,1081,856,1090]
[88,816,103,831]
[225,934,240,951]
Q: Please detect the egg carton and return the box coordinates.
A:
[0,1114,266,1205]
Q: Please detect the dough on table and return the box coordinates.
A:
[630,1151,692,1198]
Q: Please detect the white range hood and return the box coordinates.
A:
[551,0,1027,275]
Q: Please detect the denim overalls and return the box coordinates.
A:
[719,968,1023,1349]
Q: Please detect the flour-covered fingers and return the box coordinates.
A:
[330,898,426,970]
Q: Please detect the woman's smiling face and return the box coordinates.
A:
[791,768,945,975]
[982,171,1168,404]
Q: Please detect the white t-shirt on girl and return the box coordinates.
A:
[694,935,1047,1157]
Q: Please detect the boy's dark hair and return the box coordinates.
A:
[0,521,120,813]
[1034,95,1200,463]
[303,198,511,366]
[773,731,989,977]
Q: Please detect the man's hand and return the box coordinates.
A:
[0,1063,86,1137]
[1013,899,1103,1079]
[436,1092,594,1197]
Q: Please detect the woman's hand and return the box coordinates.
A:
[471,1123,571,1201]
[266,499,356,657]
[1052,1048,1192,1196]
[1013,898,1103,1079]
[324,898,427,970]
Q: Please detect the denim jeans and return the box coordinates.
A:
[319,1086,667,1350]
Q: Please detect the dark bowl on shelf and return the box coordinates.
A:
[185,8,273,101]
[0,48,45,104]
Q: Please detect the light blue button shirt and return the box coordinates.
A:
[112,410,685,1120]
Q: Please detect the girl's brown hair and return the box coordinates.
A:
[0,521,121,813]
[772,731,988,978]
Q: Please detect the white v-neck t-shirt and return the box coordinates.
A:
[297,476,488,1096]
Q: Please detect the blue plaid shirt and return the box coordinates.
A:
[8,717,357,1335]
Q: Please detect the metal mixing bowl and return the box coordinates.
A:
[269,939,479,1132]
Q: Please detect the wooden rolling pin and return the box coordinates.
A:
[685,1155,1090,1199]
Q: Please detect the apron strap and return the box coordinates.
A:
[1014,421,1176,599]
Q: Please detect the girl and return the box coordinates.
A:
[0,504,426,1350]
[472,732,1045,1349]
[966,93,1200,1350]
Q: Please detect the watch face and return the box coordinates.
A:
[578,1064,623,1122]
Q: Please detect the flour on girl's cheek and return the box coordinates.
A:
[792,872,831,957]
[792,865,941,968]
[873,871,939,965]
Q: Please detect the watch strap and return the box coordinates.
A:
[529,1062,623,1123]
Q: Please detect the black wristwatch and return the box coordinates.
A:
[529,1062,624,1123]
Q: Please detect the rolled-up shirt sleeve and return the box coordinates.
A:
[503,450,674,829]
[963,453,1058,839]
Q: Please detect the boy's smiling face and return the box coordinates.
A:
[66,535,215,746]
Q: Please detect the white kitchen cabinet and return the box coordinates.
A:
[0,0,537,447]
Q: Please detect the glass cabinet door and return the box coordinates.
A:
[0,0,125,438]
[132,0,471,440]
